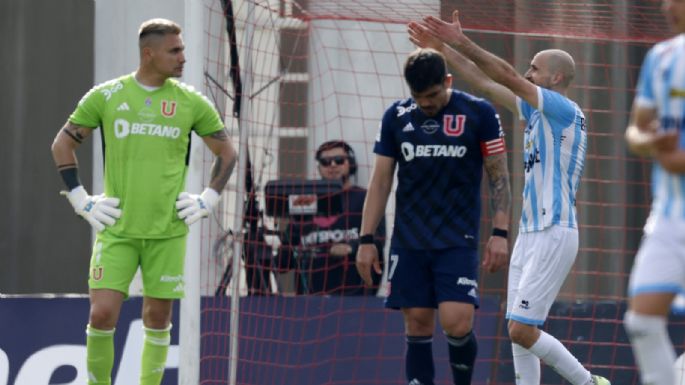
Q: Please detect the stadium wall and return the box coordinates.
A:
[0,0,94,294]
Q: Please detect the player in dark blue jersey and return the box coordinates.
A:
[356,49,511,385]
[413,9,610,385]
[278,140,385,295]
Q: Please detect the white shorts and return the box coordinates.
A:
[628,215,685,299]
[506,226,578,325]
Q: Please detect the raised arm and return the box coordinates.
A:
[422,10,538,109]
[408,21,517,113]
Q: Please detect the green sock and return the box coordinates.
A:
[140,324,171,385]
[86,324,115,385]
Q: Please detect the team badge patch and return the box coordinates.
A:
[91,266,104,281]
[443,114,466,137]
[161,100,177,117]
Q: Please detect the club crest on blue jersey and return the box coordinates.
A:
[443,114,466,137]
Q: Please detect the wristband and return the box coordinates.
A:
[492,228,508,239]
[59,167,82,190]
[359,234,375,245]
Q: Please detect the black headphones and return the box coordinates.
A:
[315,140,357,176]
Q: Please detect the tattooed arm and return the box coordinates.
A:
[51,122,94,189]
[201,129,238,193]
[176,128,237,226]
[484,152,511,230]
[482,152,512,273]
[52,122,121,231]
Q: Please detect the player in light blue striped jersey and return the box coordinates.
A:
[412,9,609,385]
[624,1,685,384]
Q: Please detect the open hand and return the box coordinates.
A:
[408,21,443,51]
[422,10,466,47]
[62,186,121,232]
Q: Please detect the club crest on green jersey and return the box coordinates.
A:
[161,100,177,117]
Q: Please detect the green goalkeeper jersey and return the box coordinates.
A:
[69,74,224,238]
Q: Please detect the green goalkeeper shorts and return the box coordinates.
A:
[88,232,187,299]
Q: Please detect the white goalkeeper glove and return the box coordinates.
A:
[176,188,220,225]
[61,186,122,232]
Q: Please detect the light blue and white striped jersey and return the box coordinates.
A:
[634,34,685,219]
[516,87,587,233]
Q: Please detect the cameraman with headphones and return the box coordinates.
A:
[277,140,385,295]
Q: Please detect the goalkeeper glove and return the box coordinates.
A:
[176,188,220,225]
[61,186,122,232]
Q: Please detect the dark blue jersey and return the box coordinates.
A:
[278,186,386,295]
[374,89,504,250]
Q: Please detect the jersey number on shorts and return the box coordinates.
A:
[388,254,399,280]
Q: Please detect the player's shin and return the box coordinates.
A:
[528,330,591,385]
[512,343,540,385]
[446,331,477,385]
[86,324,115,385]
[624,311,676,385]
[140,324,172,385]
[406,335,435,385]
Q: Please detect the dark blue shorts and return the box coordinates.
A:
[384,247,479,309]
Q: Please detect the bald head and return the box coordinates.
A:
[536,49,575,88]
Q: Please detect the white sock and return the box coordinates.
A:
[528,330,591,385]
[624,310,676,385]
[512,343,540,385]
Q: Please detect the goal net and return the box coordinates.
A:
[193,0,681,384]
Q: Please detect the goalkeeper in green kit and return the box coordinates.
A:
[50,18,237,385]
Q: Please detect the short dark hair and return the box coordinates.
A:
[138,18,181,47]
[404,48,447,93]
[315,140,357,175]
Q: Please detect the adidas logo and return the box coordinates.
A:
[402,123,415,132]
[468,288,477,298]
[173,283,184,292]
[117,102,130,111]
